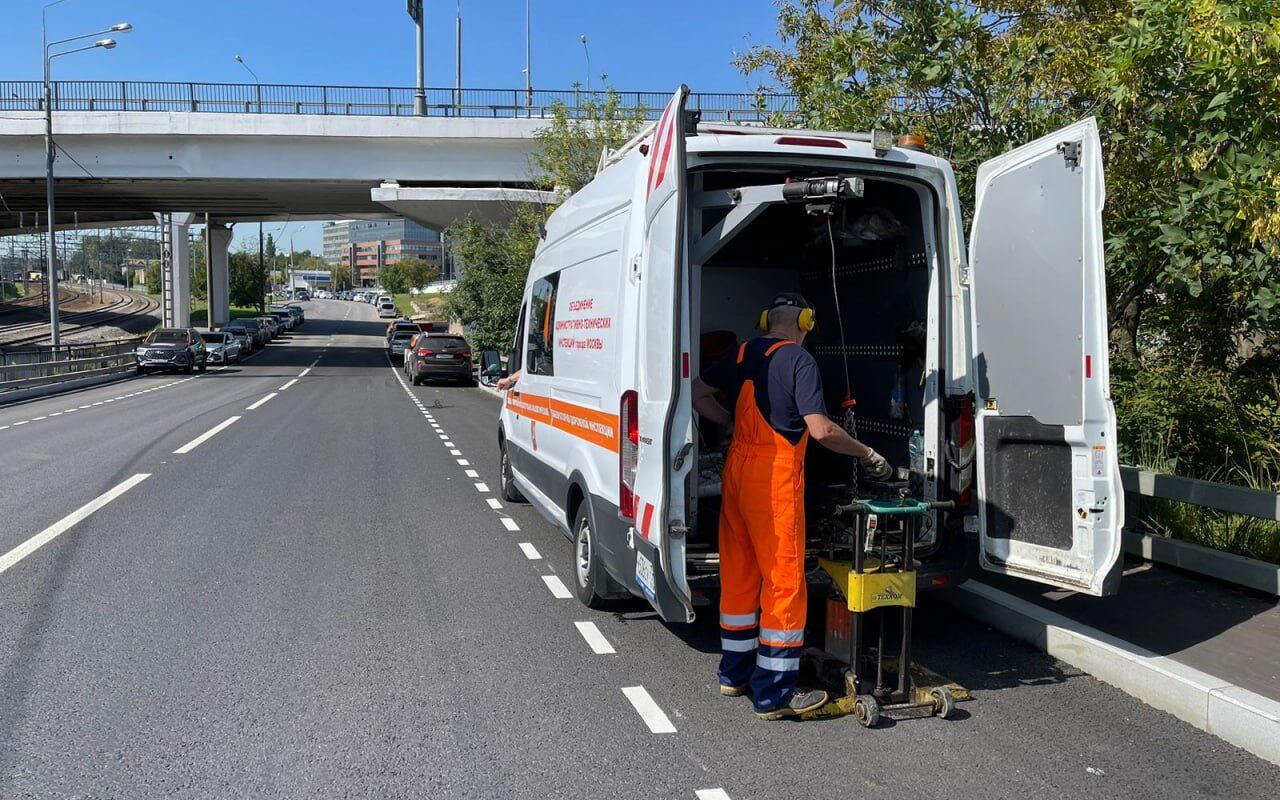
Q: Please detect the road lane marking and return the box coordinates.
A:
[0,426,8,431]
[696,791,731,800]
[14,421,29,425]
[542,575,572,599]
[465,469,480,478]
[622,686,676,734]
[279,378,298,391]
[457,459,470,466]
[501,518,520,532]
[574,621,616,654]
[486,498,502,509]
[246,393,277,410]
[443,441,455,448]
[475,482,490,492]
[32,416,46,420]
[174,416,241,454]
[0,473,150,577]
[450,449,461,456]
[518,542,541,560]
[298,367,312,377]
[49,412,62,417]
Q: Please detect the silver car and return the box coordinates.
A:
[387,330,416,361]
[200,330,242,365]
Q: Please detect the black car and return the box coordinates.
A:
[407,334,474,385]
[135,328,208,374]
[230,318,268,348]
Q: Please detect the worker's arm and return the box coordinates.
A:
[692,376,732,428]
[804,414,873,458]
[496,369,523,392]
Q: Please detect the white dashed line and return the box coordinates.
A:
[518,542,541,560]
[457,459,470,466]
[298,367,311,377]
[49,412,62,417]
[246,393,278,411]
[0,473,151,576]
[450,449,461,456]
[465,469,480,478]
[542,575,572,599]
[173,416,241,454]
[501,518,520,532]
[622,686,676,734]
[0,426,9,431]
[279,378,298,391]
[474,482,490,492]
[32,416,46,421]
[574,621,616,654]
[14,421,29,426]
[443,441,455,448]
[696,790,732,800]
[486,498,502,509]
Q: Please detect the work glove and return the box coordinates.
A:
[859,449,893,480]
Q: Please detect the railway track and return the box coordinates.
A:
[0,289,160,347]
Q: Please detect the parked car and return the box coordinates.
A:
[135,327,208,374]
[386,319,418,341]
[225,319,263,350]
[293,289,310,301]
[269,310,295,330]
[256,315,279,340]
[406,334,473,385]
[225,326,254,354]
[274,304,304,325]
[200,330,242,365]
[387,330,418,362]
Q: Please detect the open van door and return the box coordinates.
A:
[629,85,696,622]
[968,118,1123,596]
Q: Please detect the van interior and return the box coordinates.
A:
[686,163,947,582]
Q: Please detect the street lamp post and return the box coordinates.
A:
[408,0,425,115]
[525,0,532,111]
[580,34,590,93]
[42,17,130,345]
[234,55,268,311]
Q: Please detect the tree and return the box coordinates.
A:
[737,0,1280,481]
[398,256,440,291]
[535,89,650,193]
[329,261,352,291]
[444,205,545,353]
[229,251,262,307]
[379,260,408,295]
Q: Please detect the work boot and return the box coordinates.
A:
[755,689,829,720]
[719,682,748,697]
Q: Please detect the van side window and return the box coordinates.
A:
[527,274,559,376]
[511,303,527,374]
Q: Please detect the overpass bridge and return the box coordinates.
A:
[0,81,794,327]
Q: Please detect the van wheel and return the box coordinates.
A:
[499,440,526,502]
[572,503,610,609]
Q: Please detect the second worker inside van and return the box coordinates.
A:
[690,292,892,720]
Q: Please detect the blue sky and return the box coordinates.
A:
[9,0,788,252]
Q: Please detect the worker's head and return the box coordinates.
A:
[762,293,815,344]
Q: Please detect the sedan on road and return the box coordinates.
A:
[135,327,208,374]
[406,334,473,385]
[200,331,242,365]
[269,310,295,331]
[225,326,254,354]
[387,330,417,362]
[230,318,268,348]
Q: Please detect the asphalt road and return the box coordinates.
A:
[0,299,1275,799]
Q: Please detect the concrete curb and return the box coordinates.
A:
[943,580,1280,767]
[0,369,133,407]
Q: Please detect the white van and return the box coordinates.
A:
[495,87,1123,623]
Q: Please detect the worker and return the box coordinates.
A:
[496,369,522,392]
[692,293,891,719]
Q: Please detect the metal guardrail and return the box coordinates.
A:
[1120,466,1279,522]
[0,80,799,122]
[0,337,140,392]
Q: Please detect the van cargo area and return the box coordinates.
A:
[685,164,967,587]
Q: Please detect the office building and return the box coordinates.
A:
[334,218,446,287]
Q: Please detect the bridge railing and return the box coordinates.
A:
[0,80,799,122]
[0,337,140,394]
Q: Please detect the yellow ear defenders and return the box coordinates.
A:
[759,293,816,333]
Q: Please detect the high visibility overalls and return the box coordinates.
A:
[717,338,809,713]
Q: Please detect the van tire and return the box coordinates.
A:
[499,440,526,503]
[572,503,610,609]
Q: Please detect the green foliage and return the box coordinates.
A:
[396,257,440,293]
[329,261,352,291]
[379,260,408,295]
[739,0,1280,488]
[229,251,264,308]
[534,89,649,192]
[444,205,546,353]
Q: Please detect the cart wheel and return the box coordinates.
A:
[930,687,957,719]
[853,694,880,728]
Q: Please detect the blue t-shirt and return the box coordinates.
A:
[700,337,827,445]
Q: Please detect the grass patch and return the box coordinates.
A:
[393,293,417,317]
[1,281,23,300]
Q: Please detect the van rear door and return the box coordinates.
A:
[967,118,1123,596]
[630,86,696,622]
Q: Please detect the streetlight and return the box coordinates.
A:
[580,34,590,92]
[42,16,130,345]
[524,0,532,111]
[234,55,267,311]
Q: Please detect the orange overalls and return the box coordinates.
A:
[717,339,809,712]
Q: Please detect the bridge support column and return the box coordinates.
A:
[164,212,195,328]
[207,223,232,328]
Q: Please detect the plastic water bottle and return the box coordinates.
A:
[909,429,925,476]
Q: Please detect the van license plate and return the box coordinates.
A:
[635,551,656,601]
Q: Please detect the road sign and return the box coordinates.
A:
[407,0,422,23]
